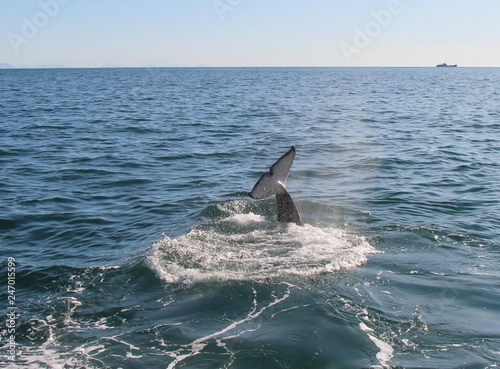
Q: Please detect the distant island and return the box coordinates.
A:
[0,63,15,69]
[436,63,457,68]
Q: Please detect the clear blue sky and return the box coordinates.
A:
[1,0,499,68]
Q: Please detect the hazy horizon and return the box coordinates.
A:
[2,64,499,70]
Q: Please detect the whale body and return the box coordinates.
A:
[248,146,302,226]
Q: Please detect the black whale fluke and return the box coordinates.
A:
[249,146,302,226]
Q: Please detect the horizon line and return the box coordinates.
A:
[1,64,499,70]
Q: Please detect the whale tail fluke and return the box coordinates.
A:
[249,146,302,225]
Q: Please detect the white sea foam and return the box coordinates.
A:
[0,337,89,369]
[221,212,267,225]
[147,213,377,285]
[359,321,394,369]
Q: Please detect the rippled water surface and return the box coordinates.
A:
[1,67,499,368]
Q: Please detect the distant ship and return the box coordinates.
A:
[436,63,457,68]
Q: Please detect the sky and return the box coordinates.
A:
[1,0,499,68]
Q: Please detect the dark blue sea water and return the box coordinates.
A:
[1,67,499,368]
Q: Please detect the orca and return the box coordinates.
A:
[249,146,303,226]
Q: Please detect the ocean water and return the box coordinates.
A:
[0,67,499,368]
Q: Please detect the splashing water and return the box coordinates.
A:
[147,205,378,285]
